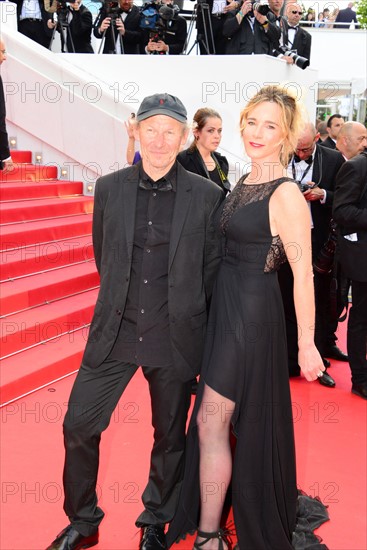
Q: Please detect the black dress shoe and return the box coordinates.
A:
[46,525,98,550]
[318,370,336,388]
[322,358,331,368]
[351,383,367,399]
[323,345,349,362]
[140,525,167,550]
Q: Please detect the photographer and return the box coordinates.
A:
[223,1,281,54]
[47,0,94,53]
[94,0,141,54]
[272,2,311,68]
[194,0,240,55]
[140,0,187,55]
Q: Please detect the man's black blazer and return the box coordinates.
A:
[83,162,223,380]
[65,5,94,53]
[177,147,229,193]
[14,0,53,38]
[320,136,337,149]
[223,13,281,55]
[333,152,367,281]
[291,26,311,64]
[94,5,141,54]
[335,7,359,29]
[0,75,10,169]
[308,144,345,256]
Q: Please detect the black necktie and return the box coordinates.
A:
[294,154,312,165]
[139,179,173,192]
[288,26,298,30]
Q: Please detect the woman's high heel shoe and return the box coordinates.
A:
[193,529,232,550]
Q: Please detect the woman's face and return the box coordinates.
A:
[242,101,285,163]
[194,117,223,153]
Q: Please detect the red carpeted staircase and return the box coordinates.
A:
[0,151,99,405]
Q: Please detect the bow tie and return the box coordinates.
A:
[139,179,173,192]
[288,26,298,30]
[294,154,312,165]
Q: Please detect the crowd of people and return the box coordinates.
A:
[10,0,359,58]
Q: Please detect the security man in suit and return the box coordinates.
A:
[278,123,346,387]
[333,151,367,400]
[0,38,13,174]
[321,114,345,150]
[45,93,223,550]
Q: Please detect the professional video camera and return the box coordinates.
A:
[103,0,122,20]
[278,44,309,69]
[140,1,179,43]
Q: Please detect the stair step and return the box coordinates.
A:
[0,180,84,200]
[1,196,94,224]
[0,213,92,251]
[0,261,99,315]
[0,235,93,280]
[0,328,87,405]
[0,288,99,357]
[10,151,32,163]
[0,164,58,181]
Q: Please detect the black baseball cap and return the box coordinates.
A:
[136,93,187,123]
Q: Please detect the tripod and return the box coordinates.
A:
[98,13,125,54]
[49,8,76,53]
[183,2,215,55]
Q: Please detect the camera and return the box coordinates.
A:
[103,0,122,19]
[313,220,338,275]
[279,45,309,69]
[140,1,179,47]
[251,1,271,16]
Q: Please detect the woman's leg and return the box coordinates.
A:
[196,383,235,549]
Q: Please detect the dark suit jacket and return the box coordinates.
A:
[307,144,345,256]
[0,75,10,168]
[82,162,223,380]
[94,5,141,54]
[223,12,281,55]
[291,26,311,64]
[333,152,367,281]
[177,147,230,194]
[15,0,53,38]
[140,15,187,55]
[320,136,337,149]
[64,5,94,53]
[335,7,359,29]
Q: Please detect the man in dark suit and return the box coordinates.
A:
[0,38,13,174]
[46,93,223,550]
[141,0,187,55]
[47,0,94,53]
[336,121,367,160]
[15,0,53,48]
[193,0,240,55]
[284,2,311,66]
[278,123,346,387]
[333,151,367,399]
[223,1,281,55]
[321,114,345,149]
[94,0,141,54]
[335,2,359,29]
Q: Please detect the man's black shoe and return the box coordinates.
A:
[322,358,331,368]
[323,345,348,362]
[351,383,367,400]
[46,525,98,550]
[140,525,167,550]
[318,370,336,388]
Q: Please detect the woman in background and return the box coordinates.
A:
[177,108,231,195]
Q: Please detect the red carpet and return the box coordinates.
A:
[1,152,366,549]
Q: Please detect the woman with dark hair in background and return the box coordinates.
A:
[177,108,231,195]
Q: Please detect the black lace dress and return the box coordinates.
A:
[166,177,329,550]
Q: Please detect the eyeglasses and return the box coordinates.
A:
[295,146,314,153]
[291,10,303,15]
[0,50,6,54]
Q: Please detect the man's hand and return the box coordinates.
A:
[254,7,268,25]
[99,17,111,33]
[282,55,294,64]
[2,158,14,174]
[302,183,325,202]
[47,18,57,29]
[147,39,168,53]
[115,17,125,35]
[223,0,241,13]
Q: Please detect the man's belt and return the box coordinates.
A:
[20,18,43,22]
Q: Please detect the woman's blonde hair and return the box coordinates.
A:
[239,85,305,166]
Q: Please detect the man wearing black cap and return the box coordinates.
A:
[46,93,223,550]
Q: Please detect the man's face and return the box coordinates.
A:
[119,0,133,11]
[339,125,367,159]
[295,131,318,161]
[287,3,302,26]
[136,115,188,176]
[328,117,344,140]
[0,40,7,65]
[269,0,284,16]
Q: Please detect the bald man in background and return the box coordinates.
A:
[336,122,367,160]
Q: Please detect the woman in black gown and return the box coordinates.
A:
[167,86,329,550]
[177,108,231,195]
